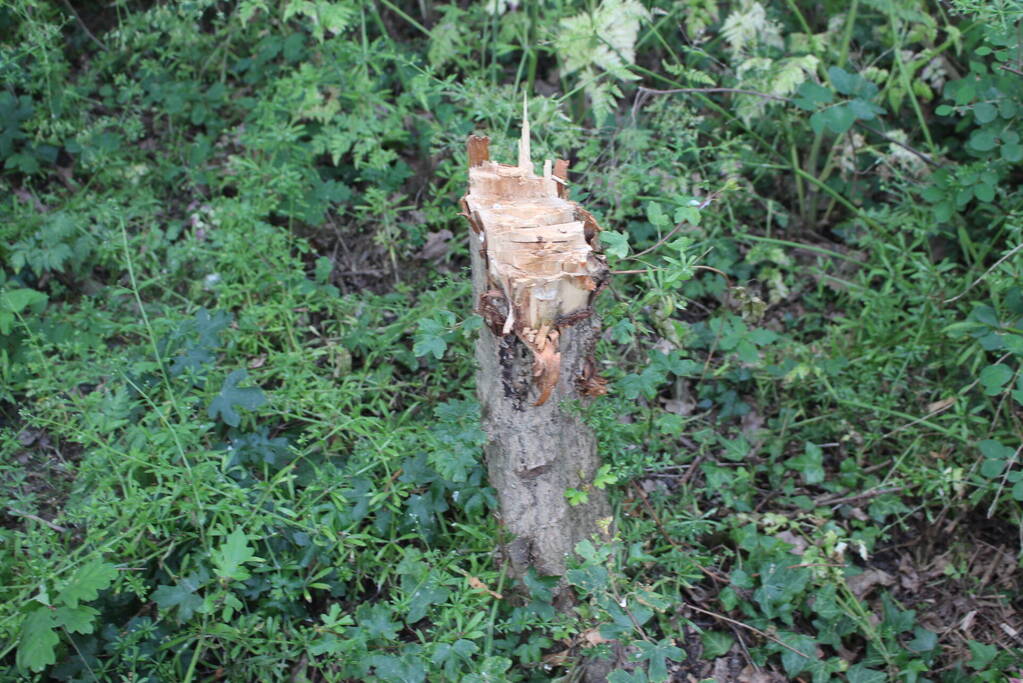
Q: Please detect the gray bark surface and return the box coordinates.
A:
[471,242,612,576]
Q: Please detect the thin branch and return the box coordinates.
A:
[999,63,1023,77]
[855,121,941,168]
[944,242,1023,303]
[637,86,792,102]
[7,508,68,533]
[682,603,813,659]
[59,0,107,50]
[813,486,904,508]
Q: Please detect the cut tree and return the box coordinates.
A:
[460,110,612,579]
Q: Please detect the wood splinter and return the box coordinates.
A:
[461,103,609,406]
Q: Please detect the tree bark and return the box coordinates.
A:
[461,129,612,579]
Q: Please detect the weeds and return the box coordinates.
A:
[1,0,1022,680]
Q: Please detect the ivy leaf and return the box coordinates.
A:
[57,559,117,608]
[17,607,59,672]
[787,442,825,485]
[212,528,258,582]
[776,631,819,676]
[208,370,267,427]
[700,630,734,658]
[633,638,684,682]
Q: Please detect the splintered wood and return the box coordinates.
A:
[461,120,608,406]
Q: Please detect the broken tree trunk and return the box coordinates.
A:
[460,120,612,579]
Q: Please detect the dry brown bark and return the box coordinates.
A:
[460,119,612,579]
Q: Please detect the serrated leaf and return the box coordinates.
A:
[212,528,258,582]
[57,559,117,608]
[153,578,204,623]
[413,317,449,360]
[356,603,400,640]
[17,607,59,672]
[208,370,267,427]
[53,605,98,634]
[1,288,48,314]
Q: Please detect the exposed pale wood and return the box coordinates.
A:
[462,112,611,580]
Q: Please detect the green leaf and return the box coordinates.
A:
[700,630,734,658]
[970,129,998,152]
[602,230,630,260]
[1,288,48,314]
[1001,141,1023,162]
[646,201,669,227]
[53,605,99,634]
[973,102,998,123]
[777,631,818,675]
[356,603,400,641]
[846,663,887,683]
[367,653,427,683]
[967,640,998,669]
[633,638,684,682]
[979,363,1013,395]
[793,81,833,110]
[212,528,258,582]
[789,443,822,484]
[818,103,857,134]
[17,607,59,672]
[208,370,267,427]
[413,314,456,360]
[153,576,204,623]
[828,66,859,95]
[57,559,117,608]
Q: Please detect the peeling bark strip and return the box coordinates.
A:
[461,114,611,578]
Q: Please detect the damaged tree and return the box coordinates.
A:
[460,114,612,579]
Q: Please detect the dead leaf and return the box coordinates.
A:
[467,575,503,600]
[248,355,267,369]
[417,229,453,262]
[542,649,570,667]
[663,397,695,416]
[927,396,955,413]
[776,530,807,556]
[580,628,610,647]
[847,568,894,599]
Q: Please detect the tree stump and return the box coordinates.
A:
[460,118,612,579]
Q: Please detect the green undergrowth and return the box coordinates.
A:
[2,0,1022,680]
